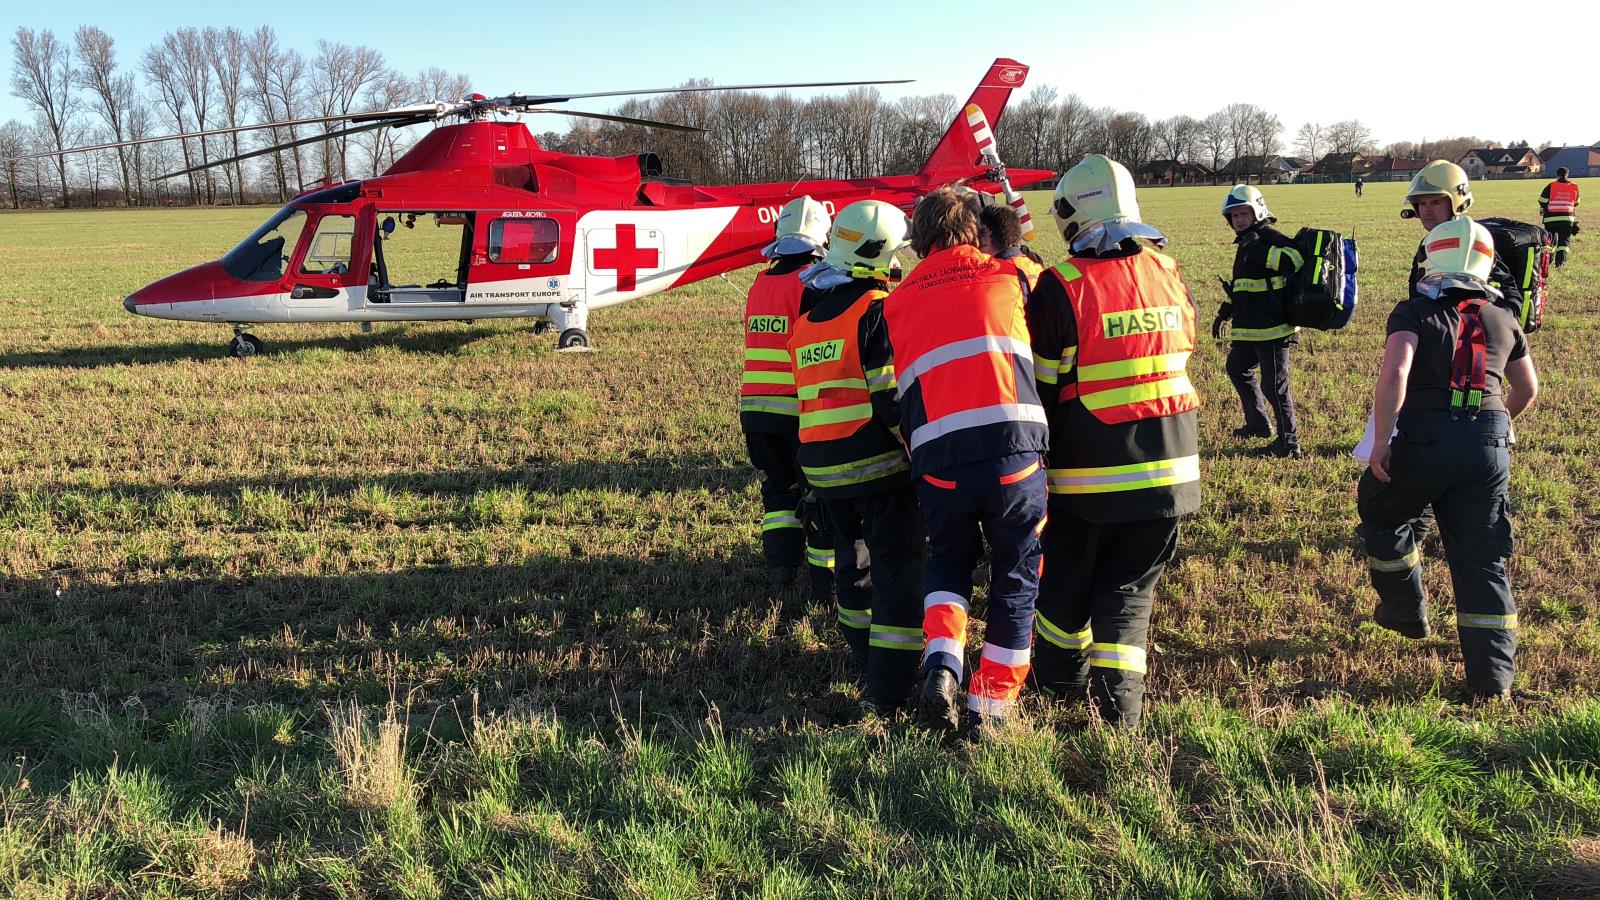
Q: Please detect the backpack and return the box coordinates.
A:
[1475,217,1551,333]
[1287,227,1358,330]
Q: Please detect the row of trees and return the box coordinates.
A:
[6,25,468,208]
[6,24,1526,208]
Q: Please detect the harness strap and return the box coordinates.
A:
[1449,298,1488,416]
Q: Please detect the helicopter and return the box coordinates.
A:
[31,58,1052,357]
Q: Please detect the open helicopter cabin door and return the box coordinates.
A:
[464,211,578,305]
[369,211,477,304]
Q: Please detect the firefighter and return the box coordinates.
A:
[1215,185,1304,458]
[1358,216,1539,700]
[1403,160,1523,317]
[979,202,1045,289]
[1539,166,1580,268]
[1027,155,1201,728]
[789,199,925,713]
[881,187,1049,734]
[740,196,836,596]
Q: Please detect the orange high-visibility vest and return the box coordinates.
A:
[790,289,887,444]
[1010,254,1043,290]
[882,244,1046,460]
[1546,181,1579,216]
[739,270,805,417]
[1049,251,1200,425]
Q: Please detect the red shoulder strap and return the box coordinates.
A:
[1449,299,1489,413]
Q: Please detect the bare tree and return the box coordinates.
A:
[73,26,137,205]
[415,66,471,105]
[10,27,77,206]
[1325,119,1377,155]
[1199,110,1230,178]
[1417,136,1490,163]
[207,27,248,204]
[1293,122,1324,161]
[0,119,29,207]
[141,40,195,202]
[1105,111,1155,170]
[1001,84,1058,170]
[1153,114,1202,164]
[356,68,416,175]
[310,40,385,182]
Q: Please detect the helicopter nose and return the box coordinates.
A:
[124,296,136,314]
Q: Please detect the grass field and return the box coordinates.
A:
[1,179,1597,897]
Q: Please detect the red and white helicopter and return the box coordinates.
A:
[38,58,1051,356]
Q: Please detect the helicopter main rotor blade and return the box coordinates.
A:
[524,108,706,133]
[153,117,423,181]
[21,108,444,161]
[515,78,913,106]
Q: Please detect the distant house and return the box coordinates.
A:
[1366,156,1428,182]
[1216,155,1270,182]
[1136,159,1213,185]
[1459,148,1543,178]
[1310,152,1375,180]
[1537,146,1600,178]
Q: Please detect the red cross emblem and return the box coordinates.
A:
[593,224,660,291]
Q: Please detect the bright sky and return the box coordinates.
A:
[6,0,1596,151]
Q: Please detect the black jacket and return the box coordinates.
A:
[1222,223,1301,342]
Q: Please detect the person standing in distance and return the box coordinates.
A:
[1215,184,1304,458]
[1539,166,1580,268]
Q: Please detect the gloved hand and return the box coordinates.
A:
[1212,301,1231,340]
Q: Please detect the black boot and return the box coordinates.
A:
[917,667,961,733]
[1232,423,1273,439]
[1374,606,1430,639]
[1255,438,1302,459]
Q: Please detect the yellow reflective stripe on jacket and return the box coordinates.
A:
[1079,375,1196,412]
[1033,352,1060,385]
[797,378,869,400]
[1266,246,1304,272]
[1230,323,1300,341]
[801,448,911,488]
[743,370,796,386]
[798,402,873,429]
[1047,455,1200,494]
[1035,612,1092,650]
[740,396,799,415]
[1231,276,1289,293]
[865,364,897,394]
[1089,642,1147,674]
[745,348,792,363]
[1458,612,1518,629]
[1075,351,1190,384]
[1368,546,1421,573]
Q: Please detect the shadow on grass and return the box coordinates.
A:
[0,323,518,369]
[31,456,753,503]
[0,550,850,750]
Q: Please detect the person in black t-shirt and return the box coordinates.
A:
[1358,217,1539,701]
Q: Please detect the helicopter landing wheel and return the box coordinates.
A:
[229,332,264,358]
[557,328,590,351]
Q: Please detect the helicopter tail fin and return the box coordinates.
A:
[917,58,1030,181]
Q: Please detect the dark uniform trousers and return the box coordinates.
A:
[914,453,1047,702]
[1547,221,1574,266]
[1031,508,1180,727]
[745,430,836,599]
[1226,338,1298,445]
[1357,410,1517,694]
[824,485,926,709]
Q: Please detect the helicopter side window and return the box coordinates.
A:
[372,211,474,303]
[221,208,308,282]
[299,214,356,275]
[488,218,559,265]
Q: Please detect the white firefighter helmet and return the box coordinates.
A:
[824,200,910,278]
[763,195,832,258]
[1221,184,1274,225]
[1052,154,1141,239]
[1421,217,1497,283]
[1402,160,1473,219]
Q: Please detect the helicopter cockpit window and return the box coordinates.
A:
[299,214,356,275]
[221,208,308,282]
[488,217,559,265]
